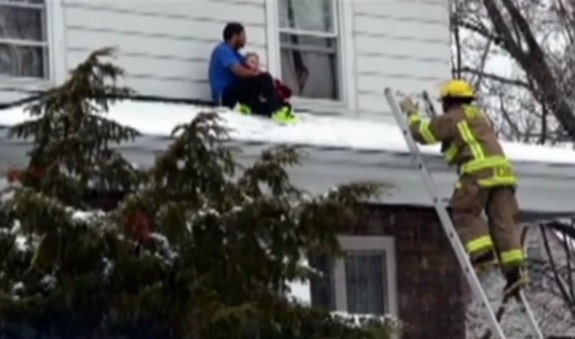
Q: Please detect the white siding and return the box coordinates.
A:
[0,82,49,107]
[0,0,453,115]
[61,0,268,100]
[352,0,451,118]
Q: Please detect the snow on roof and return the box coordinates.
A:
[288,280,311,304]
[1,101,574,165]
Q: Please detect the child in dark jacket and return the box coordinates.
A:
[244,52,296,121]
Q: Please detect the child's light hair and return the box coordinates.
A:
[245,52,259,59]
[245,52,260,69]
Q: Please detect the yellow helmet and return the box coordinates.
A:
[439,79,476,100]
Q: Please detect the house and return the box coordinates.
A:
[1,1,575,338]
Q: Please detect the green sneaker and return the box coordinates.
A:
[238,104,252,115]
[272,106,299,124]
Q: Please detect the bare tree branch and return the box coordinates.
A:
[456,17,501,42]
[474,0,575,141]
[451,1,463,79]
[474,38,494,89]
[459,66,530,88]
[498,94,523,139]
[541,225,572,309]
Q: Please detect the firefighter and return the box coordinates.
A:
[399,79,529,296]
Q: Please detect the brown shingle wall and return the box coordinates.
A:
[348,204,466,339]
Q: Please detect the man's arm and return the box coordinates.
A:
[408,112,456,145]
[231,64,260,77]
[218,47,259,77]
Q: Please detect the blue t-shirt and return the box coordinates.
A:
[208,42,246,103]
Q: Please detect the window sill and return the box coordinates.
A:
[291,97,353,117]
[0,76,51,94]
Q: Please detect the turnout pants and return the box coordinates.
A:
[449,175,525,272]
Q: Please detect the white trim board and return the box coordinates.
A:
[46,0,67,85]
[0,126,574,219]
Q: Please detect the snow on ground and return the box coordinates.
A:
[553,230,575,251]
[0,101,574,165]
[549,218,575,251]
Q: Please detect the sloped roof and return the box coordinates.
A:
[0,100,574,165]
[0,101,573,218]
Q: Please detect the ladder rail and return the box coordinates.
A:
[422,91,438,118]
[480,293,513,339]
[479,228,544,339]
[384,88,508,339]
[518,291,544,338]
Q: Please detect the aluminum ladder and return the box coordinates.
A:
[383,88,544,339]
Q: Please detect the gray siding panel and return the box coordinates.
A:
[0,90,35,106]
[62,0,267,100]
[0,82,50,107]
[352,0,451,115]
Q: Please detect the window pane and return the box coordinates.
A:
[280,33,339,100]
[345,251,388,315]
[278,0,334,33]
[0,43,48,77]
[309,254,336,310]
[0,4,46,41]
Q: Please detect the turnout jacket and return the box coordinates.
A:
[408,105,518,187]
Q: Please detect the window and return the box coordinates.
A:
[277,0,340,100]
[309,254,336,310]
[0,0,49,79]
[345,251,389,314]
[310,236,398,316]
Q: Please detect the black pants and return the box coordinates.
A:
[221,72,283,117]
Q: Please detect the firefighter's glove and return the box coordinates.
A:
[399,97,419,115]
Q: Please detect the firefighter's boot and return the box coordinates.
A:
[503,265,530,296]
[471,249,498,273]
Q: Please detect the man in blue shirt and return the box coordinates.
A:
[208,22,295,122]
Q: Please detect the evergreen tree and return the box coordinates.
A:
[7,47,142,207]
[0,48,400,338]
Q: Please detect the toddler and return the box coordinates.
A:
[244,53,293,108]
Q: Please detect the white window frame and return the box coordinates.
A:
[0,0,65,88]
[332,235,399,317]
[264,0,357,114]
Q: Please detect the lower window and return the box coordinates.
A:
[344,250,389,314]
[309,236,397,316]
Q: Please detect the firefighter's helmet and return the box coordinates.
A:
[439,79,476,100]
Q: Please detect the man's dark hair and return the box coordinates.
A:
[223,22,245,41]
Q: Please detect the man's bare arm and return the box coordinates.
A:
[231,64,260,77]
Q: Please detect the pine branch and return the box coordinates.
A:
[6,47,143,207]
[238,144,302,197]
[151,111,238,203]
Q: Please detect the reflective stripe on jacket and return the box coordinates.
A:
[408,104,517,187]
